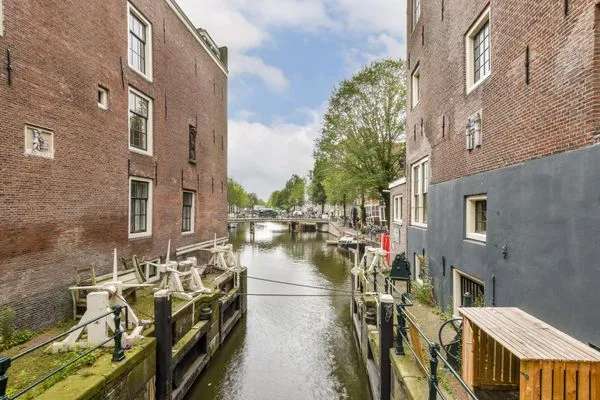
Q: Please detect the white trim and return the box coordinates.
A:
[465,194,487,242]
[411,65,420,109]
[414,253,423,285]
[410,156,429,227]
[181,191,195,234]
[0,0,4,37]
[389,177,406,189]
[127,2,153,82]
[412,0,421,31]
[452,268,484,317]
[97,86,109,110]
[465,7,491,94]
[392,195,403,224]
[163,0,228,76]
[128,86,153,156]
[128,176,153,239]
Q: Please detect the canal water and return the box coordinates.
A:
[187,223,371,400]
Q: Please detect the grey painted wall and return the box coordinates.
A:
[407,143,600,344]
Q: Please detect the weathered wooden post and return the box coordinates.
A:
[239,267,248,313]
[379,293,394,400]
[155,290,173,400]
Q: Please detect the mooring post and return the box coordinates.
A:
[155,290,173,400]
[379,293,394,400]
[240,267,248,313]
[0,356,11,400]
[112,305,126,362]
[373,267,378,292]
[429,343,440,400]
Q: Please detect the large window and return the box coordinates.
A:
[411,65,420,108]
[393,195,402,223]
[128,87,153,155]
[128,3,152,80]
[182,191,195,233]
[411,157,429,227]
[465,7,491,93]
[465,195,487,242]
[129,178,152,238]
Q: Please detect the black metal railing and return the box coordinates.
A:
[0,305,126,400]
[384,277,479,400]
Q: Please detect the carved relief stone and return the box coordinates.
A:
[25,125,54,158]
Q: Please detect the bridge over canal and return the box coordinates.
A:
[228,217,330,233]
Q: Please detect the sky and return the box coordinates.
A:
[178,0,407,200]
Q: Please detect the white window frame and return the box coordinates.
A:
[411,157,429,228]
[411,65,420,108]
[181,191,195,234]
[97,86,109,110]
[128,86,153,156]
[393,195,402,224]
[414,253,424,285]
[465,194,487,242]
[127,2,153,81]
[452,268,484,317]
[128,176,153,239]
[0,0,4,37]
[465,7,491,94]
[412,0,421,30]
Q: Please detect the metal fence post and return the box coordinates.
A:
[155,290,173,400]
[112,305,125,362]
[429,344,440,400]
[395,303,405,356]
[373,268,378,292]
[0,357,11,400]
[379,294,394,400]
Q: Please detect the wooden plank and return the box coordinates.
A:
[463,318,475,388]
[541,361,554,400]
[502,345,512,384]
[579,363,591,400]
[591,364,600,400]
[521,360,534,400]
[408,321,427,371]
[473,325,479,387]
[553,362,565,400]
[566,363,577,400]
[530,361,542,400]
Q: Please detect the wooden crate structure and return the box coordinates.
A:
[460,307,600,400]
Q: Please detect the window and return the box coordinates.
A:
[411,157,429,227]
[128,3,152,80]
[24,125,54,159]
[414,253,425,284]
[452,269,484,316]
[129,178,153,238]
[465,195,487,242]
[182,191,195,233]
[411,65,420,108]
[189,125,197,162]
[97,86,109,110]
[393,195,402,223]
[128,87,153,155]
[413,0,421,28]
[465,7,491,93]
[0,0,4,37]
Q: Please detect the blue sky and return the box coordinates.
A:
[179,0,407,199]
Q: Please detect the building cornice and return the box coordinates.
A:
[165,0,229,76]
[389,177,406,189]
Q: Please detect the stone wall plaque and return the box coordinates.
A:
[24,125,54,158]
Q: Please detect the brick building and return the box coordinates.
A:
[0,0,228,329]
[405,0,600,343]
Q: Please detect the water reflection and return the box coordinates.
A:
[187,223,371,400]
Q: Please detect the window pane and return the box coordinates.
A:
[475,200,487,233]
[131,181,149,234]
[129,92,149,151]
[473,21,490,82]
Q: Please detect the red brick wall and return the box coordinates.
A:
[0,0,228,328]
[406,0,599,185]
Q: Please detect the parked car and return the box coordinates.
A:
[292,210,304,217]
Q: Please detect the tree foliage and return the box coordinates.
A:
[314,59,407,221]
[228,178,263,210]
[268,174,306,211]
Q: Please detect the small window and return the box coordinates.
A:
[24,125,54,159]
[182,191,195,233]
[466,7,491,93]
[129,178,153,238]
[411,65,420,108]
[97,86,109,110]
[0,0,4,37]
[393,195,402,223]
[189,125,197,162]
[413,0,421,29]
[411,157,429,227]
[128,3,153,80]
[465,195,487,242]
[128,87,153,155]
[452,269,484,316]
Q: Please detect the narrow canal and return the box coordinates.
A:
[187,223,371,400]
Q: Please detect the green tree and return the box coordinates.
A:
[309,159,328,213]
[267,174,306,212]
[315,59,407,222]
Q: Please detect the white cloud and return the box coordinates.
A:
[228,113,321,199]
[233,54,290,92]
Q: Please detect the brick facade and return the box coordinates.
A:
[0,0,228,329]
[406,0,599,187]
